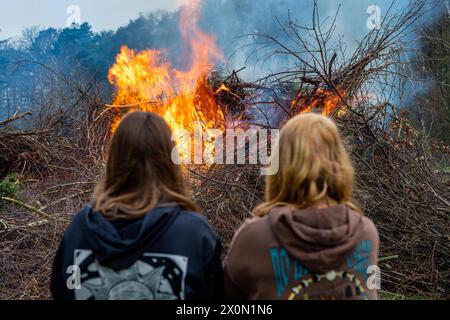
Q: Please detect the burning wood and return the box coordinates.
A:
[291,86,346,116]
[107,4,226,157]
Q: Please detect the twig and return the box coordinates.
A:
[379,255,400,263]
[0,111,33,127]
[40,189,92,210]
[0,196,51,220]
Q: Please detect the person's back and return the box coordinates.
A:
[51,112,223,300]
[225,113,379,300]
[52,204,223,300]
[225,205,378,300]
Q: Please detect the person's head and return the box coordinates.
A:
[254,113,358,216]
[93,111,198,219]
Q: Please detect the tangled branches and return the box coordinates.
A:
[342,106,449,298]
[241,0,427,120]
[0,112,53,178]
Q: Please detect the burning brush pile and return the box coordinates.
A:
[105,4,227,157]
[0,1,449,299]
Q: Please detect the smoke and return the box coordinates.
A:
[196,0,399,78]
[194,0,446,80]
[1,0,447,120]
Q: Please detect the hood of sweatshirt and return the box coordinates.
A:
[269,205,364,273]
[82,204,181,269]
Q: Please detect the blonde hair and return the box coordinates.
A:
[254,113,359,217]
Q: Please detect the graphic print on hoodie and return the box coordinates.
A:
[224,205,379,300]
[51,204,224,300]
[70,250,188,300]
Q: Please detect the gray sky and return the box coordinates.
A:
[0,0,437,42]
[0,0,181,40]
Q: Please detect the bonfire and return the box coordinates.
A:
[0,0,448,300]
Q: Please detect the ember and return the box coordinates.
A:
[291,87,346,116]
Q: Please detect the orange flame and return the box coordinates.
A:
[107,3,225,158]
[214,83,232,95]
[291,87,346,117]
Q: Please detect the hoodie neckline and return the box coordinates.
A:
[84,204,181,247]
[80,204,183,270]
[268,205,364,272]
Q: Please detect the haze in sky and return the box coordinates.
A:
[0,0,180,40]
[0,0,442,45]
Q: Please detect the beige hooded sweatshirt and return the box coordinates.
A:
[224,205,379,300]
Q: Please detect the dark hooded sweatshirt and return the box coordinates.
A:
[224,205,379,300]
[51,204,224,300]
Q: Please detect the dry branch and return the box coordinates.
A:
[0,112,33,127]
[1,197,51,220]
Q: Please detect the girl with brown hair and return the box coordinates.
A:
[224,113,379,300]
[51,111,223,300]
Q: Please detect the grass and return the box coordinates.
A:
[0,173,20,199]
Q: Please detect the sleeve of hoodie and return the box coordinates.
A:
[50,238,74,300]
[51,212,83,301]
[202,237,225,300]
[363,217,380,300]
[223,221,253,300]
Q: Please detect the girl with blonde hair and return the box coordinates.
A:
[225,113,379,300]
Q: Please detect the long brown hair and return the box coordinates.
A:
[93,111,199,219]
[254,113,359,217]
